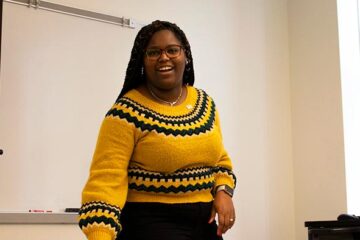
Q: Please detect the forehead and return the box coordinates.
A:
[146,30,182,48]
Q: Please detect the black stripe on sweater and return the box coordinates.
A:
[128,181,214,193]
[109,89,212,126]
[106,101,216,137]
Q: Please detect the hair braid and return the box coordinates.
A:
[116,20,195,101]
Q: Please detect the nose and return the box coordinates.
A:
[158,50,170,62]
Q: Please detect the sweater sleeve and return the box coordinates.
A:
[213,109,237,191]
[78,107,136,240]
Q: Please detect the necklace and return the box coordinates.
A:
[148,86,183,106]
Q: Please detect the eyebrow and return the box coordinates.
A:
[146,44,181,49]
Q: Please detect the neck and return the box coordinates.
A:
[147,85,183,106]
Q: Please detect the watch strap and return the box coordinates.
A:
[214,184,234,197]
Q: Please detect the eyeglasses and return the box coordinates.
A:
[144,45,183,60]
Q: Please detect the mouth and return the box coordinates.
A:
[156,65,174,72]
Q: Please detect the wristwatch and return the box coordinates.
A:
[214,184,234,198]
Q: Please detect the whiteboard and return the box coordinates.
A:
[0,2,138,211]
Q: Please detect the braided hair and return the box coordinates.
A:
[116,20,195,101]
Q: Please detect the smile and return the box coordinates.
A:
[157,66,174,72]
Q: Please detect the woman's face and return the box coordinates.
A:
[143,30,186,91]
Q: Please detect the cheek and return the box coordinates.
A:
[144,62,154,75]
[176,59,186,72]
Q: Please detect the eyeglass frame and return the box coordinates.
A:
[144,44,184,60]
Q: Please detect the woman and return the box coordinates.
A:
[79,20,236,240]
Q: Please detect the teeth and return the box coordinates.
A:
[158,66,172,71]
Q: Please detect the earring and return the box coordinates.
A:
[141,67,144,75]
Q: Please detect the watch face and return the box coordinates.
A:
[217,185,233,197]
[214,185,234,197]
[224,185,234,196]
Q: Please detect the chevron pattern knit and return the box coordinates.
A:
[79,86,236,240]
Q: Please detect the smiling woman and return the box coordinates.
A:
[78,20,237,240]
[143,30,186,95]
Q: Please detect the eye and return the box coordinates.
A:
[166,46,180,56]
[146,48,161,58]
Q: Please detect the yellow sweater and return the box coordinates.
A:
[79,86,236,240]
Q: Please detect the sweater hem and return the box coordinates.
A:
[126,191,214,204]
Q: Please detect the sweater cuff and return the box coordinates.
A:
[213,167,237,189]
[87,230,113,240]
[214,174,236,189]
[78,201,122,240]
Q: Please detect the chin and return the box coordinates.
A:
[152,78,182,90]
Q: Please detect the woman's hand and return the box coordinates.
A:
[208,190,236,236]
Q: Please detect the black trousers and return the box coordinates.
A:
[117,202,223,240]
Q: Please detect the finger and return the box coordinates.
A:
[208,206,216,224]
[222,214,231,234]
[217,213,225,236]
[223,209,235,233]
[228,215,235,229]
[229,215,235,228]
[231,215,236,223]
[229,210,236,227]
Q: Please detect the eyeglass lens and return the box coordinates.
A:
[145,45,182,59]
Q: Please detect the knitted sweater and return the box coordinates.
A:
[78,86,236,240]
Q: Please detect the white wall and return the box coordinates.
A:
[235,1,295,239]
[288,0,347,239]
[337,0,360,216]
[0,0,310,239]
[0,1,135,212]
